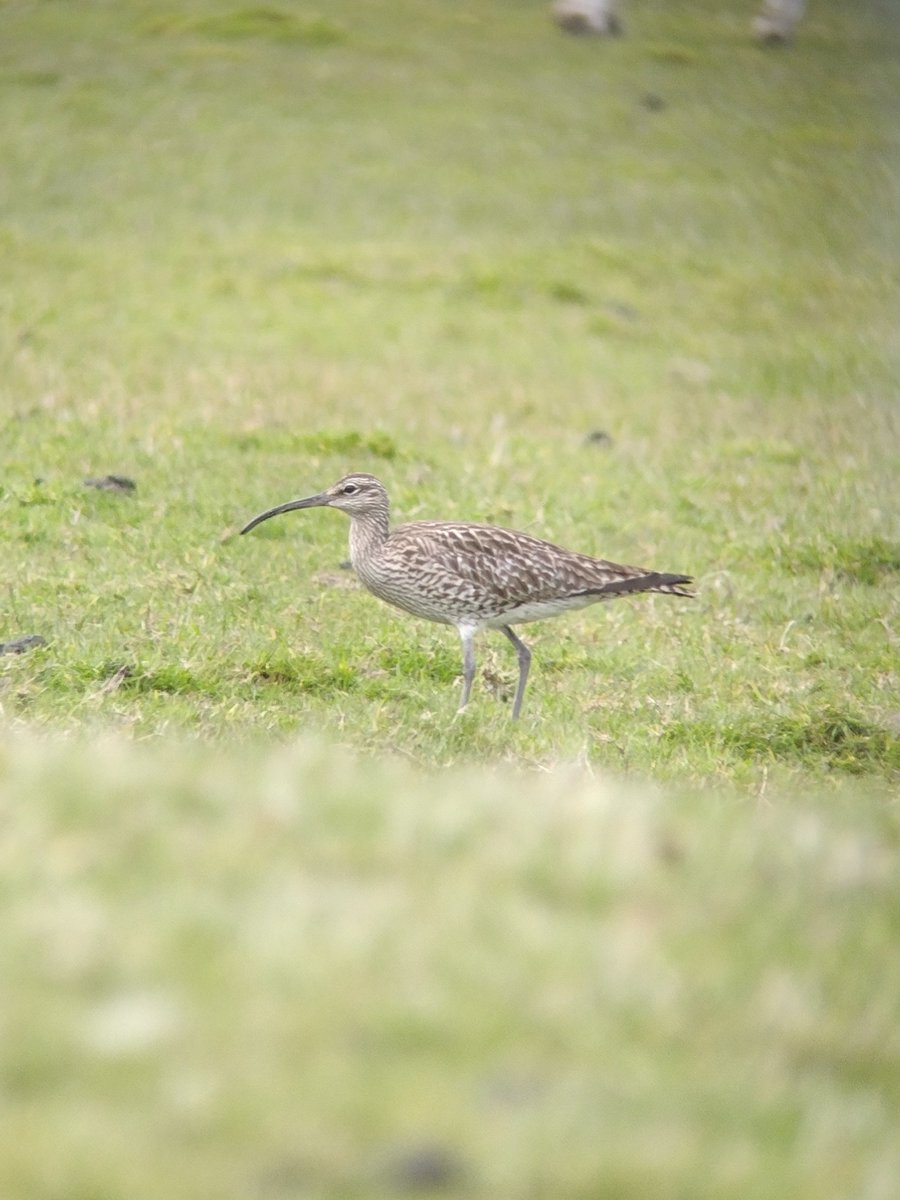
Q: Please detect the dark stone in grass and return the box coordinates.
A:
[255,1155,313,1195]
[756,28,792,46]
[83,474,137,493]
[605,300,640,321]
[0,634,47,654]
[657,831,685,866]
[378,1141,468,1191]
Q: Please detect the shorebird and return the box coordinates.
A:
[241,473,693,720]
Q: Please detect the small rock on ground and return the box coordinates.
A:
[83,474,137,493]
[0,634,47,655]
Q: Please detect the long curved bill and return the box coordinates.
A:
[240,491,330,535]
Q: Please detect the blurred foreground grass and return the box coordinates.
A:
[1,736,897,1199]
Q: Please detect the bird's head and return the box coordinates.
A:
[240,473,388,534]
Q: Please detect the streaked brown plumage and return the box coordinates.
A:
[241,473,693,719]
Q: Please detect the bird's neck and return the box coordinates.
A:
[348,509,390,570]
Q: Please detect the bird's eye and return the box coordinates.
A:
[341,484,358,495]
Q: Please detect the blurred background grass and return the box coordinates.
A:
[1,1,899,1195]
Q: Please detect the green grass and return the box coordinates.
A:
[0,1,899,1193]
[1,0,896,778]
[0,737,897,1200]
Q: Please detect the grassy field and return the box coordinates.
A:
[1,0,898,1195]
[1,0,897,777]
[1,738,897,1199]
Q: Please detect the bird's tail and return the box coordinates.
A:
[585,572,695,599]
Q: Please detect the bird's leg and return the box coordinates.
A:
[457,625,477,713]
[501,625,532,720]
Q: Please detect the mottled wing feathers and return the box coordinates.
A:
[383,522,692,612]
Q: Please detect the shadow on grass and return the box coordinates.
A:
[142,7,345,47]
[96,663,219,697]
[246,642,460,701]
[376,644,460,685]
[248,652,359,697]
[225,428,400,460]
[664,706,899,774]
[786,535,900,586]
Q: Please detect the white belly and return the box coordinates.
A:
[481,593,608,628]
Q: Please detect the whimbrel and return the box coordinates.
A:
[241,473,693,719]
